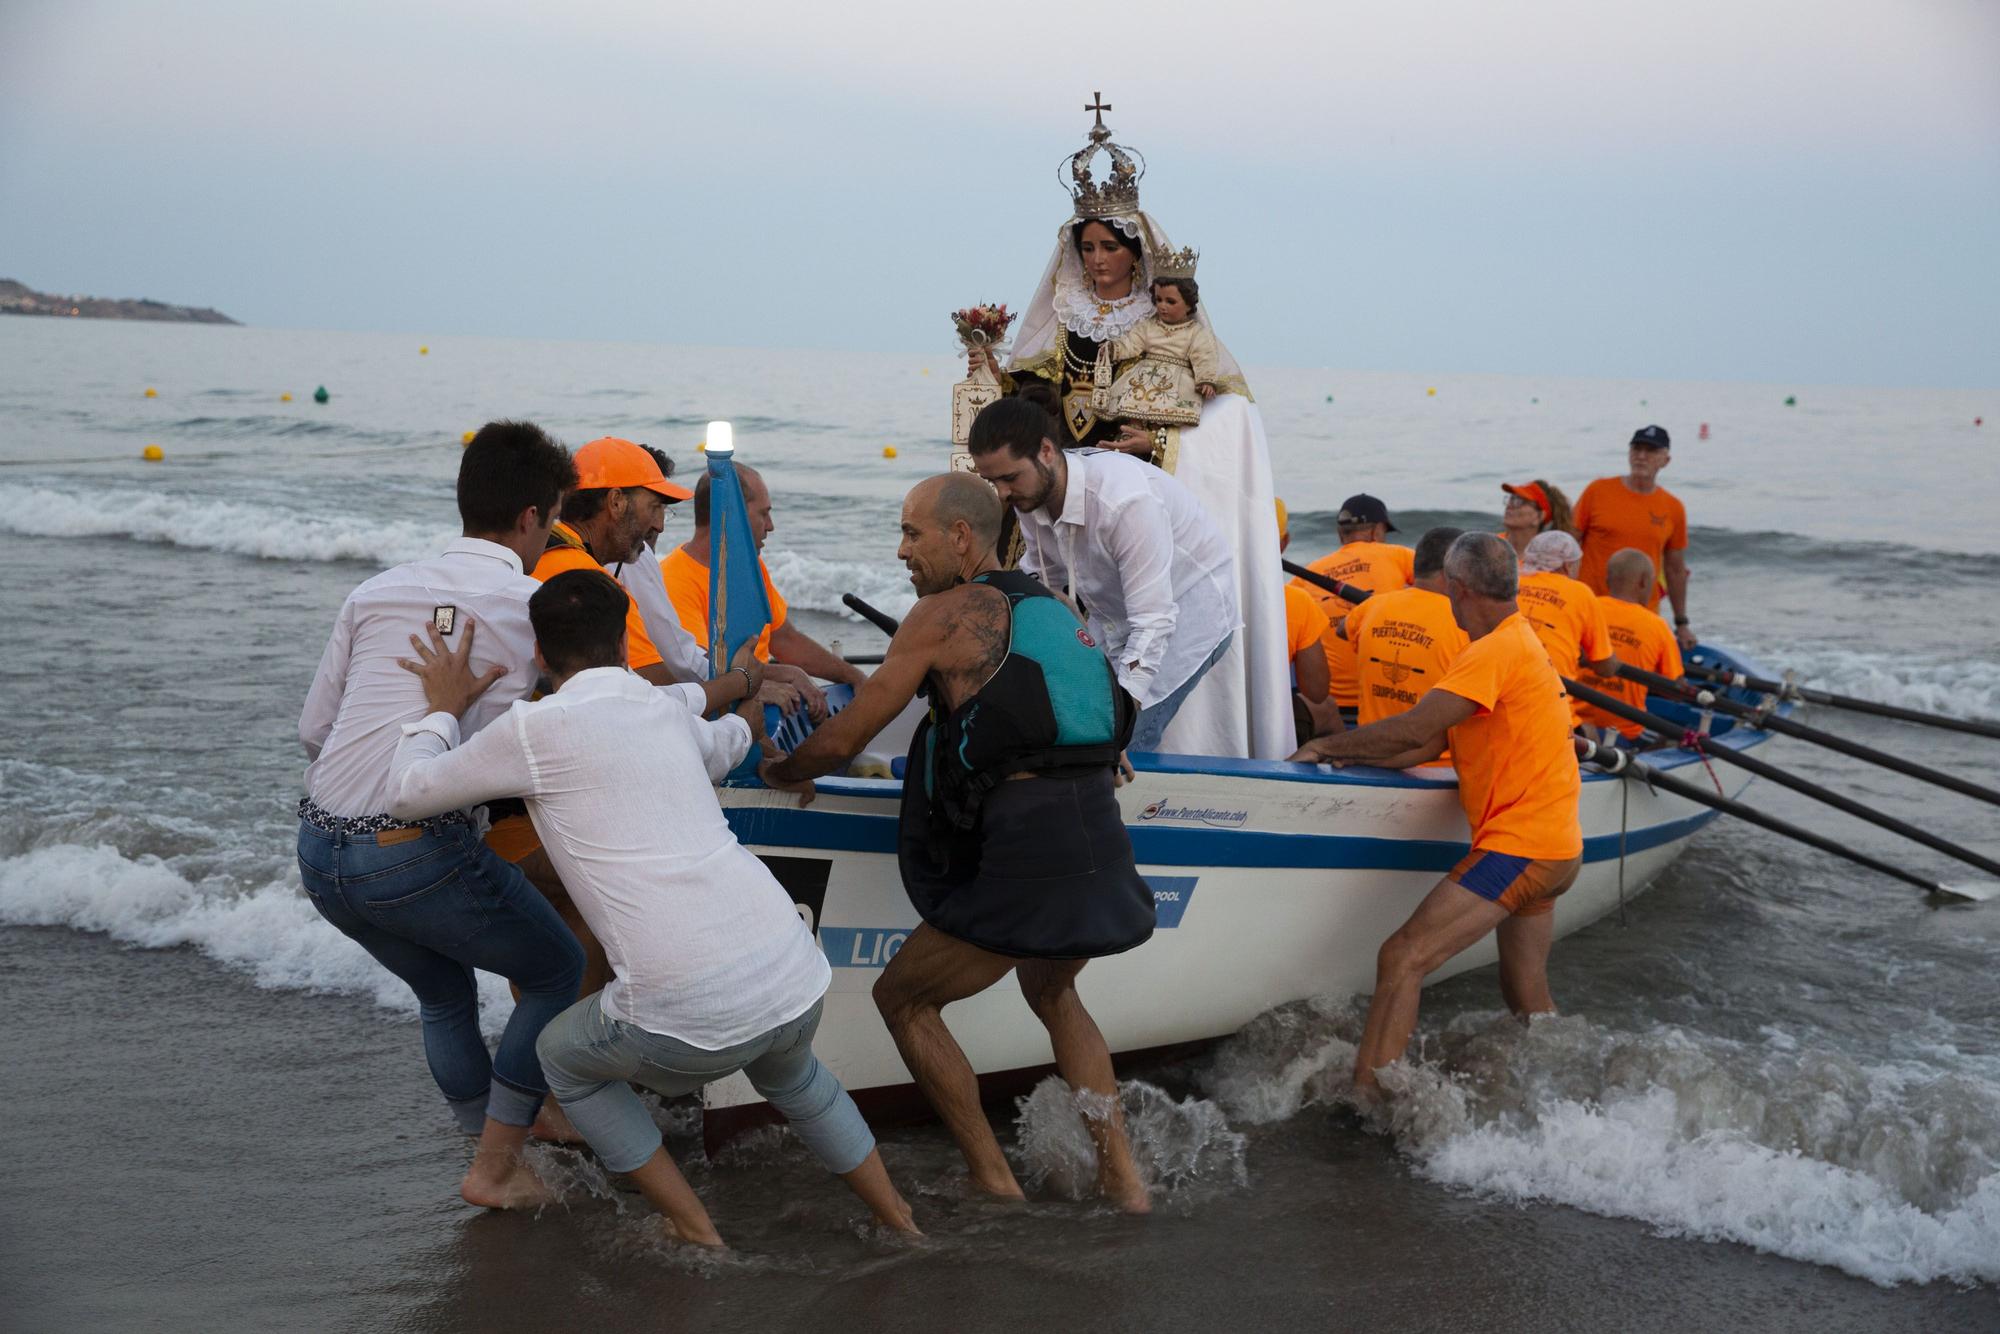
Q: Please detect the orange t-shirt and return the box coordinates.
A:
[1290,541,1414,707]
[531,523,663,670]
[1517,570,1612,679]
[1283,583,1331,660]
[1574,478,1687,609]
[1344,586,1469,763]
[1574,595,1686,739]
[1434,613,1583,859]
[660,545,788,664]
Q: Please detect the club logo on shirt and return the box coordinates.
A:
[432,605,457,636]
[1076,627,1097,648]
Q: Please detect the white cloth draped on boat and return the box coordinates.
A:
[1006,209,1291,760]
[1155,393,1293,761]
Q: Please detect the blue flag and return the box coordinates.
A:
[704,446,773,681]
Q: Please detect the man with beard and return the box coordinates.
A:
[758,471,1157,1213]
[964,396,1238,755]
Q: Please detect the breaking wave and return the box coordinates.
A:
[762,548,918,623]
[0,482,445,566]
[0,839,517,1035]
[1201,996,2000,1287]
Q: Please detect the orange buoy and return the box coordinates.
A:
[142,444,164,461]
[882,445,898,458]
[1699,423,1710,440]
[144,387,158,398]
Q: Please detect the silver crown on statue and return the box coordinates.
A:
[1153,245,1199,279]
[1062,92,1145,220]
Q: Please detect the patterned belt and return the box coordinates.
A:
[297,797,470,837]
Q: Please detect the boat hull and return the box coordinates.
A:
[705,695,1772,1119]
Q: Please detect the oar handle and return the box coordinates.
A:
[841,593,903,637]
[1280,559,1372,605]
[1577,738,1948,897]
[1610,663,2000,809]
[1684,662,2000,740]
[1564,675,2000,879]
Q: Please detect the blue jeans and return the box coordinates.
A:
[296,821,584,1131]
[1130,631,1233,752]
[536,993,874,1176]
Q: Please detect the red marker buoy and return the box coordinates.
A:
[1977,417,1985,427]
[1698,422,1710,440]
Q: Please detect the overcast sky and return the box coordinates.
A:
[3,0,1996,386]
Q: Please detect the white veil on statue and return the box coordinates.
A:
[1006,102,1293,763]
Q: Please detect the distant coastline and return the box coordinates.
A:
[0,278,238,325]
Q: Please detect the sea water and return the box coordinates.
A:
[2,319,1997,1317]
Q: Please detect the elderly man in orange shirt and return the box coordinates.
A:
[1516,532,1618,716]
[1573,547,1686,745]
[1574,425,1695,650]
[1292,533,1584,1099]
[1289,494,1414,721]
[662,465,865,721]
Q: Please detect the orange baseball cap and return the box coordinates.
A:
[574,437,693,501]
[1502,481,1551,523]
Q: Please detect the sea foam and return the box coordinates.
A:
[1201,996,2000,1287]
[0,482,446,566]
[0,840,519,1033]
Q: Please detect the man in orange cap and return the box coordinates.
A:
[533,437,693,687]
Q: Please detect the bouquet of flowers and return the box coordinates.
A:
[951,303,1015,359]
[948,303,1015,446]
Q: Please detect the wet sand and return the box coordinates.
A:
[7,927,1993,1332]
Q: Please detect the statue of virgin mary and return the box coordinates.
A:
[984,99,1293,762]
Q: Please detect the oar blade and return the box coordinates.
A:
[1935,879,2000,903]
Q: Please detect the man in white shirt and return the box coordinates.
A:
[385,569,918,1247]
[967,397,1240,753]
[296,420,585,1211]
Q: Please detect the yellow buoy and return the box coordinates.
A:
[461,430,475,445]
[142,444,164,461]
[1426,386,1437,397]
[697,442,707,452]
[144,387,158,398]
[882,445,898,459]
[419,345,429,355]
[920,368,931,377]
[280,392,293,402]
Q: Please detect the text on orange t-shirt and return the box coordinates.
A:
[1344,586,1468,763]
[660,545,788,664]
[531,523,664,670]
[1433,613,1583,859]
[1516,570,1613,679]
[1289,540,1414,707]
[1573,477,1687,609]
[1574,595,1686,739]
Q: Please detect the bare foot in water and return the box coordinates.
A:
[459,1156,553,1210]
[530,1099,586,1145]
[965,1169,1028,1202]
[1098,1160,1153,1215]
[662,1215,725,1249]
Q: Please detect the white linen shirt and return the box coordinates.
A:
[1017,449,1240,707]
[385,669,831,1050]
[610,546,706,685]
[299,538,541,817]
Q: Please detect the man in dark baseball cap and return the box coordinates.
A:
[1337,493,1398,533]
[1287,493,1414,720]
[1574,424,1695,650]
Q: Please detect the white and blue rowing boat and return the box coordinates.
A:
[702,647,1784,1138]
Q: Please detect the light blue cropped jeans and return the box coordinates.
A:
[535,993,875,1175]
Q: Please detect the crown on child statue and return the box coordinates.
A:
[1062,92,1145,220]
[1153,245,1199,279]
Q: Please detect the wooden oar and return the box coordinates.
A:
[1577,738,1993,902]
[1609,662,2000,809]
[1684,662,2000,741]
[1280,559,1373,605]
[1562,676,2000,880]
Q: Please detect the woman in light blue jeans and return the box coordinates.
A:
[537,993,912,1246]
